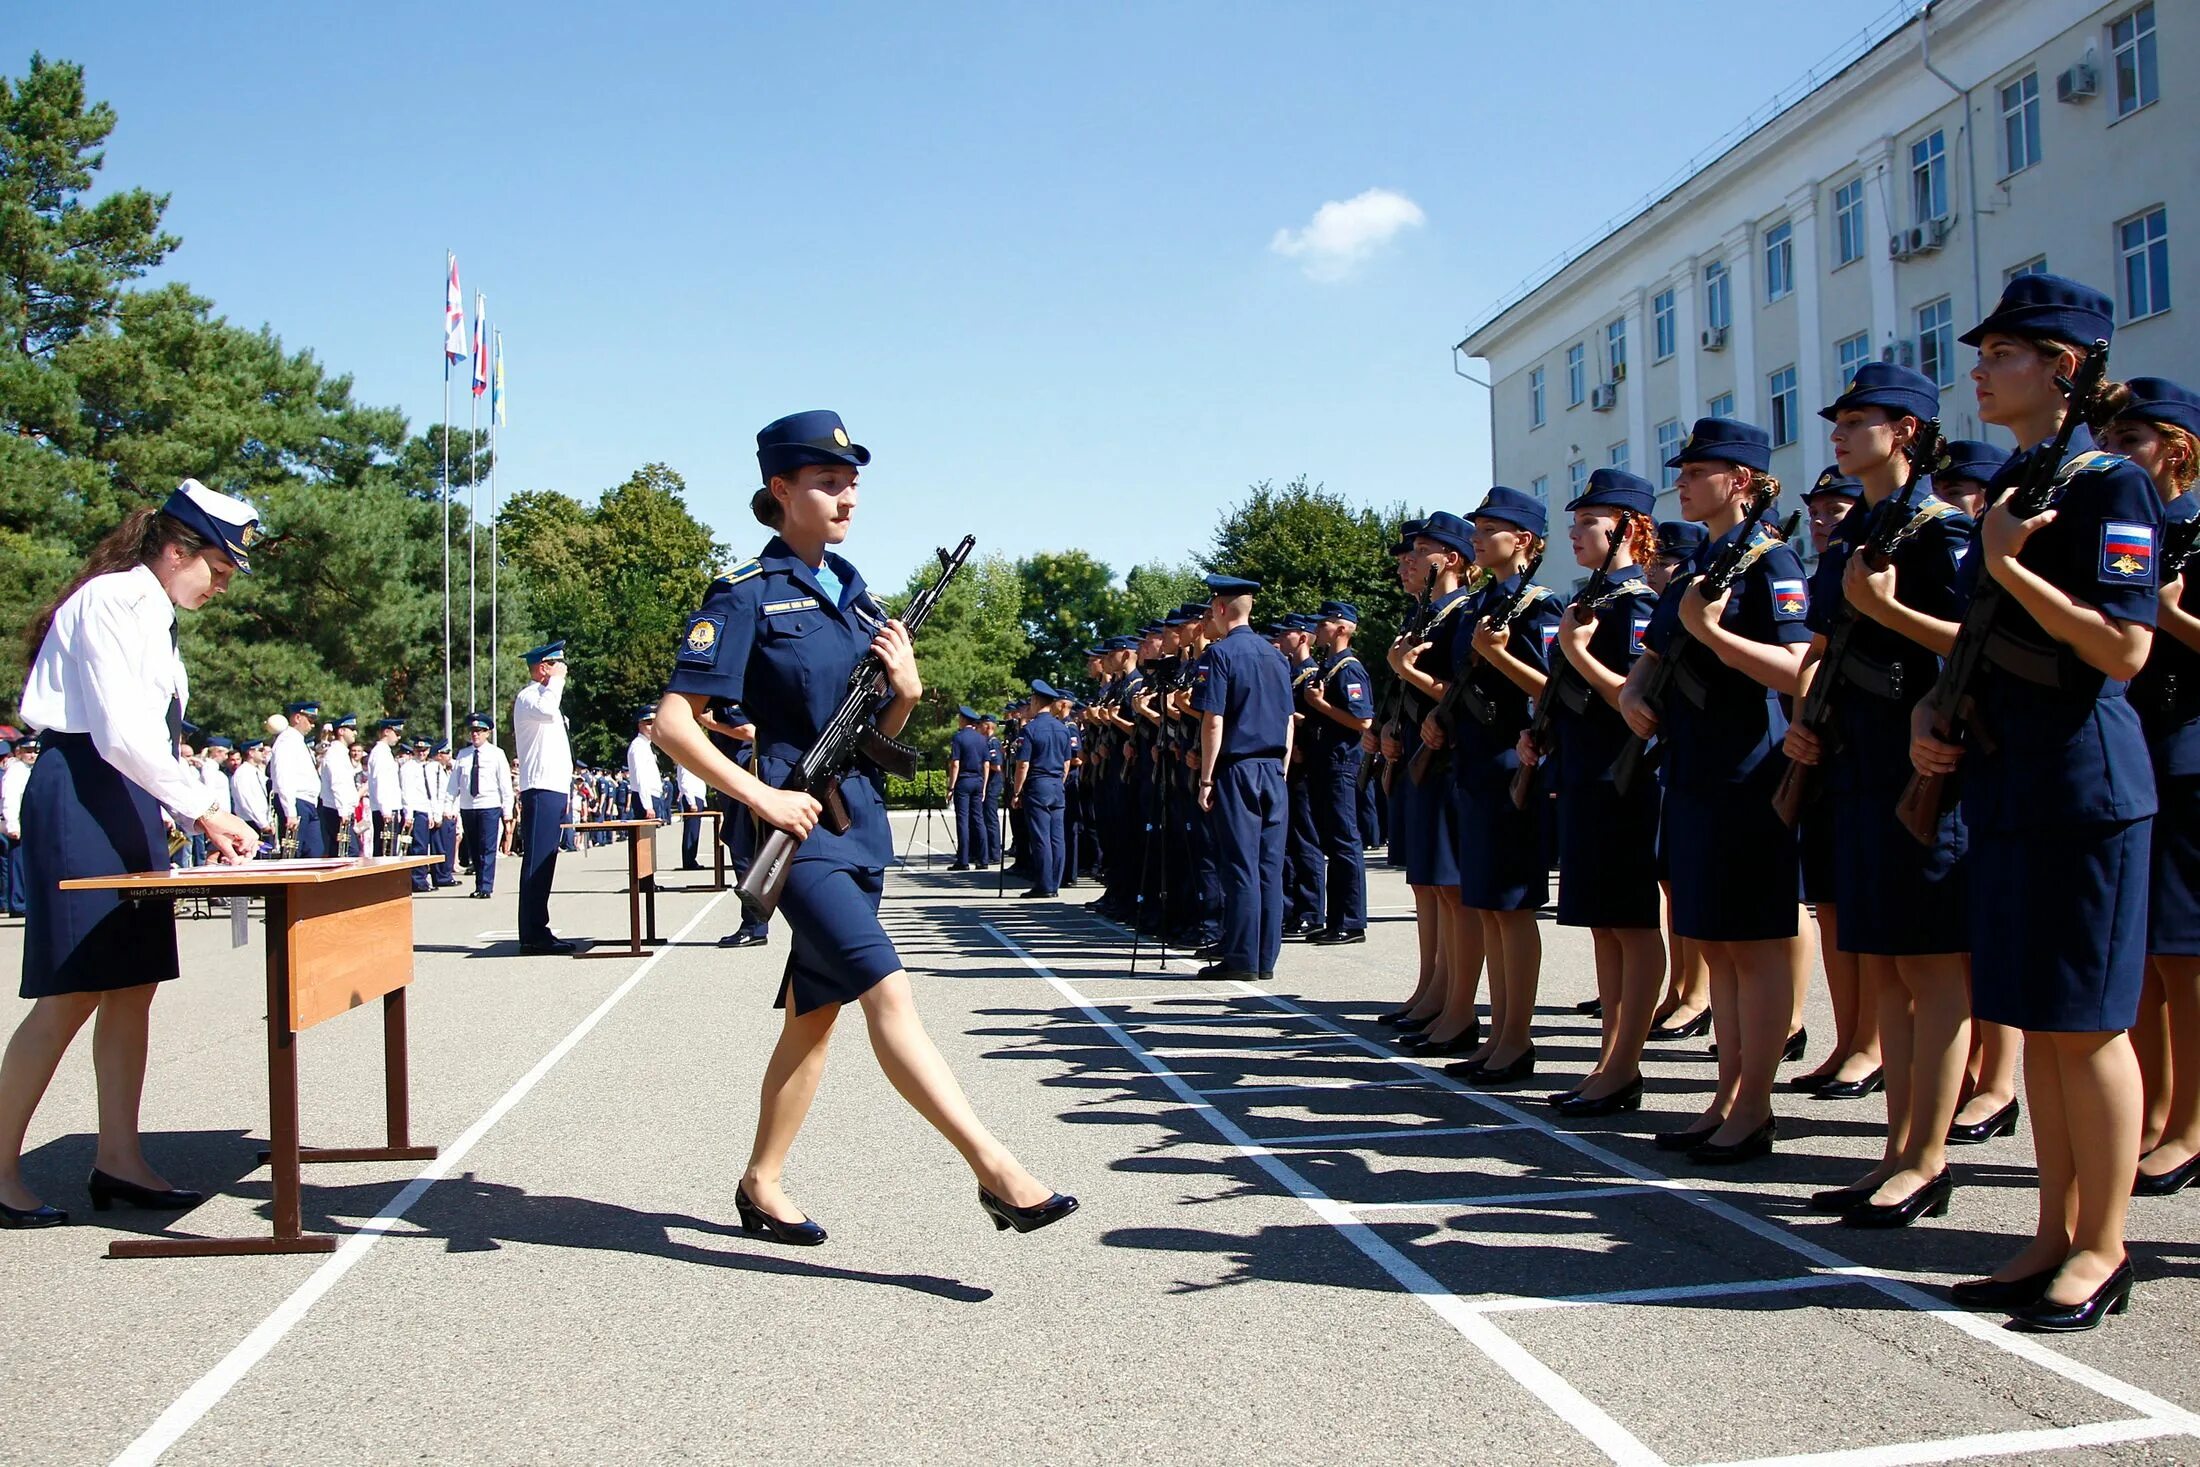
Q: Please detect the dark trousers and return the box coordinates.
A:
[292,797,327,857]
[718,792,768,938]
[439,817,459,882]
[1214,758,1287,974]
[461,808,502,893]
[518,789,564,943]
[1313,750,1367,932]
[1285,774,1323,924]
[1064,776,1084,883]
[953,781,985,865]
[1026,797,1065,893]
[409,812,435,891]
[0,833,21,916]
[1357,766,1385,847]
[680,803,703,868]
[980,787,1001,864]
[317,805,346,858]
[371,810,396,856]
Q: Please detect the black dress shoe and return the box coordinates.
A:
[517,938,582,956]
[1558,1077,1644,1118]
[1194,944,1223,962]
[1809,1179,1880,1214]
[1306,928,1366,946]
[1654,1123,1722,1152]
[1813,1068,1886,1101]
[0,1198,68,1229]
[2134,1151,2200,1196]
[2009,1259,2133,1333]
[1375,1009,1417,1028]
[1787,1072,1835,1094]
[947,863,970,871]
[1403,1026,1481,1057]
[1195,963,1260,981]
[718,931,769,948]
[1842,1169,1953,1229]
[1689,1118,1776,1165]
[1394,1013,1435,1034]
[1648,1008,1712,1041]
[979,1186,1080,1234]
[1442,1055,1488,1079]
[1468,1046,1537,1087]
[1947,1098,2021,1145]
[86,1168,203,1212]
[1019,889,1055,899]
[1949,1267,2057,1311]
[1574,997,1605,1016]
[1544,1086,1584,1107]
[734,1186,826,1246]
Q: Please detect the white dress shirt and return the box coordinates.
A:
[676,765,707,806]
[513,673,574,793]
[200,759,233,816]
[398,755,432,820]
[366,740,401,815]
[17,564,212,820]
[233,760,273,830]
[626,734,663,804]
[1,759,28,839]
[319,741,359,812]
[269,725,317,808]
[449,742,515,812]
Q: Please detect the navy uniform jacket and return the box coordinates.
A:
[1805,487,1974,793]
[1447,574,1563,787]
[949,727,988,788]
[1191,626,1292,757]
[1644,522,1813,786]
[2131,491,2200,775]
[1954,430,2161,832]
[1308,649,1376,755]
[1019,713,1073,802]
[665,537,894,869]
[1552,566,1657,790]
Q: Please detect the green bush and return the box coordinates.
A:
[883,769,951,807]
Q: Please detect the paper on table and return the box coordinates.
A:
[165,858,357,875]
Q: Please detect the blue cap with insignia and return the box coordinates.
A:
[333,714,358,730]
[285,700,319,718]
[1666,417,1773,473]
[524,640,567,665]
[1414,510,1477,556]
[1937,440,2011,483]
[1656,521,1710,557]
[204,736,233,751]
[160,480,263,574]
[179,719,201,740]
[1472,486,1548,536]
[2116,376,2200,439]
[757,410,871,483]
[1565,470,1657,516]
[1389,517,1429,555]
[242,738,265,752]
[375,717,405,732]
[1316,600,1361,624]
[465,712,493,732]
[1204,574,1261,596]
[957,704,980,721]
[433,738,453,753]
[635,704,657,722]
[1820,361,1939,423]
[1030,679,1063,700]
[979,710,997,722]
[1959,272,2114,349]
[1804,466,1864,502]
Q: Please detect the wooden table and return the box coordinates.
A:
[565,819,663,957]
[671,808,726,891]
[62,856,443,1259]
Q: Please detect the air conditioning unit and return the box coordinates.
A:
[1700,326,1729,352]
[1610,361,1627,383]
[1927,216,1956,247]
[1589,384,1618,412]
[1880,338,1917,368]
[1889,231,1914,261]
[2056,62,2097,102]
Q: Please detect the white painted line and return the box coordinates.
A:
[1232,982,2200,1444]
[1347,1181,1682,1212]
[1088,991,1231,1006]
[113,893,731,1467]
[978,921,1665,1467]
[1470,1271,1859,1316]
[1698,1417,2186,1467]
[1118,1011,1322,1028]
[1145,1038,1363,1057]
[1250,1124,1527,1148]
[1195,1077,1436,1097]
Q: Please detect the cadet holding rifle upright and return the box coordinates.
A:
[1907,277,2156,1331]
[650,410,1073,1247]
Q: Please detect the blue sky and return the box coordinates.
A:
[25,1,1886,592]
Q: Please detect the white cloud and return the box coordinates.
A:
[1269,188,1426,282]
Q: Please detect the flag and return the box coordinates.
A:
[471,293,490,398]
[491,330,506,426]
[444,253,467,364]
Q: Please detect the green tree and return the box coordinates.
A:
[880,549,1030,764]
[1112,558,1207,636]
[1205,475,1413,663]
[1015,548,1115,689]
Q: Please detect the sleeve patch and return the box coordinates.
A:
[1772,579,1809,620]
[1630,614,1651,653]
[2102,521,2155,580]
[678,613,725,666]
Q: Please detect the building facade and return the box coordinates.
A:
[1459,0,2193,554]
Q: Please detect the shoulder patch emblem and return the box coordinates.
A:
[1772,578,1808,620]
[678,614,723,666]
[1630,613,1651,654]
[2102,521,2154,581]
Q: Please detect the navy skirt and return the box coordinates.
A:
[1396,759,1459,887]
[2148,770,2200,955]
[1799,808,1837,906]
[1971,818,2149,1031]
[1555,779,1661,930]
[1663,770,1801,942]
[775,859,901,1015]
[1830,777,1969,955]
[21,733,178,1000]
[1453,776,1548,912]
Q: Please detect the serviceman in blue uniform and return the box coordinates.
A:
[1930,439,2011,520]
[512,639,578,954]
[946,706,988,870]
[1304,600,1376,943]
[703,701,770,948]
[1012,680,1073,898]
[978,712,1004,868]
[1191,574,1292,980]
[1278,614,1327,939]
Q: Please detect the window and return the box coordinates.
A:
[1917,297,1955,389]
[1764,221,1794,301]
[1768,366,1799,447]
[1529,366,1546,428]
[1567,460,1588,499]
[1605,317,1627,379]
[1704,260,1731,332]
[2112,3,2159,118]
[1834,178,1865,266]
[2120,207,2171,321]
[1530,474,1549,503]
[2000,72,2041,174]
[1837,331,1872,387]
[1656,418,1683,488]
[1910,130,1947,223]
[1608,442,1631,474]
[1566,344,1586,406]
[1652,289,1676,360]
[2006,255,2049,281]
[1708,391,1735,420]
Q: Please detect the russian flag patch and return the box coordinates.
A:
[1772,579,1808,620]
[1630,614,1651,654]
[1539,626,1558,655]
[2101,521,2155,580]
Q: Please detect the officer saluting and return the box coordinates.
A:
[1304,600,1377,944]
[512,640,578,954]
[1191,573,1293,981]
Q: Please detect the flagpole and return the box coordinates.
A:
[441,263,453,752]
[468,381,479,714]
[489,328,501,714]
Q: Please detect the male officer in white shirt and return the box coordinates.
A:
[366,717,405,855]
[676,763,710,869]
[449,713,514,899]
[626,706,665,822]
[270,700,323,855]
[512,640,579,953]
[397,737,436,891]
[317,713,361,856]
[233,738,275,848]
[0,737,33,917]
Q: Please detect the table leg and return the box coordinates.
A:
[581,829,648,957]
[712,816,727,891]
[282,990,439,1163]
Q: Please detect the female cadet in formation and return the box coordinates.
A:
[0,483,263,1228]
[1789,364,1977,1228]
[1518,470,1665,1114]
[2099,375,2200,1196]
[1385,513,1484,1055]
[651,410,1074,1244]
[1621,420,1812,1163]
[1424,488,1562,1085]
[1643,522,1715,1043]
[1911,276,2158,1328]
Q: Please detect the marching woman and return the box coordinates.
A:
[1643,522,1714,1044]
[2097,375,2200,1196]
[651,411,1074,1244]
[1517,471,1665,1114]
[1912,277,2158,1328]
[1620,421,1811,1163]
[1424,488,1561,1085]
[1788,364,1976,1228]
[0,483,263,1228]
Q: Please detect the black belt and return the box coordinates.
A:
[1983,629,2092,694]
[1835,650,1908,702]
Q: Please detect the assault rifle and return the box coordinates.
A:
[1896,341,2111,844]
[1609,502,1796,798]
[1510,512,1633,810]
[737,534,976,922]
[1770,420,1946,826]
[1364,586,1430,791]
[1409,550,1546,786]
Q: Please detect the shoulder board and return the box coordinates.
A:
[1425,594,1471,627]
[1519,585,1554,605]
[2056,450,2128,486]
[1911,495,1960,520]
[710,559,763,592]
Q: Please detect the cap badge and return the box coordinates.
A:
[832,427,850,447]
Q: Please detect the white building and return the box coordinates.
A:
[1458,0,2193,547]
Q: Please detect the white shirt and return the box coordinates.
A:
[270,725,318,807]
[366,740,401,814]
[449,741,514,812]
[233,760,273,830]
[17,564,211,820]
[626,734,663,803]
[200,759,233,816]
[398,755,432,819]
[676,765,707,805]
[319,740,359,811]
[1,759,28,839]
[513,673,574,793]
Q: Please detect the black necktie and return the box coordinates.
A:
[470,751,481,798]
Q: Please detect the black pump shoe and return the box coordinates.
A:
[1947,1098,2021,1145]
[1949,1267,2057,1311]
[1403,1024,1481,1057]
[2008,1259,2133,1333]
[1649,1008,1712,1041]
[1467,1046,1537,1087]
[86,1168,202,1212]
[2134,1151,2200,1197]
[979,1186,1079,1234]
[1558,1078,1644,1118]
[1654,1122,1722,1152]
[0,1198,68,1229]
[1813,1068,1886,1101]
[1808,1179,1882,1215]
[734,1186,827,1246]
[1842,1170,1952,1229]
[1689,1117,1776,1165]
